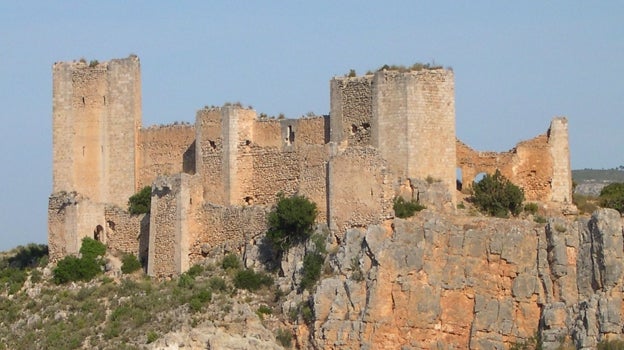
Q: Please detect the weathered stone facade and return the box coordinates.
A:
[48,56,573,278]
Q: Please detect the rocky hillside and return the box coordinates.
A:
[1,209,624,349]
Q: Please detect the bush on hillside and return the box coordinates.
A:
[121,254,142,274]
[266,194,317,252]
[393,197,426,218]
[53,238,106,284]
[599,183,624,214]
[471,170,524,218]
[233,269,273,291]
[80,237,106,260]
[53,255,102,284]
[128,186,152,215]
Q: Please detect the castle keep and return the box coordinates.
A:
[48,56,573,277]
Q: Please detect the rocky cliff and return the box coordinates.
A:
[299,209,624,349]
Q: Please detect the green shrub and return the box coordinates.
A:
[89,60,99,67]
[177,273,195,289]
[554,224,567,233]
[599,183,624,214]
[121,254,141,274]
[267,194,317,252]
[524,202,539,215]
[300,252,324,291]
[471,170,524,218]
[0,267,27,294]
[146,331,158,344]
[300,302,314,324]
[208,276,227,292]
[222,253,241,270]
[128,186,152,215]
[393,197,426,218]
[53,255,102,284]
[347,69,356,77]
[79,237,106,260]
[233,269,273,291]
[186,264,204,278]
[534,215,548,224]
[188,288,211,312]
[276,328,293,348]
[53,237,105,284]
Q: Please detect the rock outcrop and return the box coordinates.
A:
[303,209,624,349]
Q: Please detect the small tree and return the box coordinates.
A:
[471,170,524,218]
[266,194,317,252]
[599,183,624,214]
[128,186,152,215]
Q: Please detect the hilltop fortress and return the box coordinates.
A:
[48,56,573,277]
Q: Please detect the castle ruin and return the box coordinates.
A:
[48,56,573,277]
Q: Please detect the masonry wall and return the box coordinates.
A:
[147,174,199,277]
[103,206,149,264]
[372,69,457,205]
[195,108,226,205]
[48,193,105,261]
[189,205,268,267]
[52,56,141,208]
[330,76,373,146]
[138,124,196,189]
[328,147,394,233]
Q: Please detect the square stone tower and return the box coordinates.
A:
[52,56,141,207]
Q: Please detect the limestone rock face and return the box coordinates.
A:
[306,209,624,349]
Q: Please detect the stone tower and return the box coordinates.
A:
[330,68,457,205]
[52,56,141,207]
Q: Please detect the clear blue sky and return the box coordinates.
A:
[0,1,622,250]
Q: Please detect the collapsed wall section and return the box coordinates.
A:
[138,124,196,189]
[456,118,572,204]
[47,193,105,261]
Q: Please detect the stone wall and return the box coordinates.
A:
[147,174,199,277]
[330,76,373,146]
[195,107,226,205]
[328,146,394,233]
[138,124,196,189]
[47,192,106,261]
[103,206,149,263]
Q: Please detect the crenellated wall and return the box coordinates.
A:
[138,124,196,189]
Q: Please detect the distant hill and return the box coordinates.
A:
[572,168,624,196]
[572,168,624,183]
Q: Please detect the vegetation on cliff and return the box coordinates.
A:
[266,193,317,253]
[471,170,524,218]
[128,186,152,215]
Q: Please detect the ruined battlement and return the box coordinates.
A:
[48,56,572,277]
